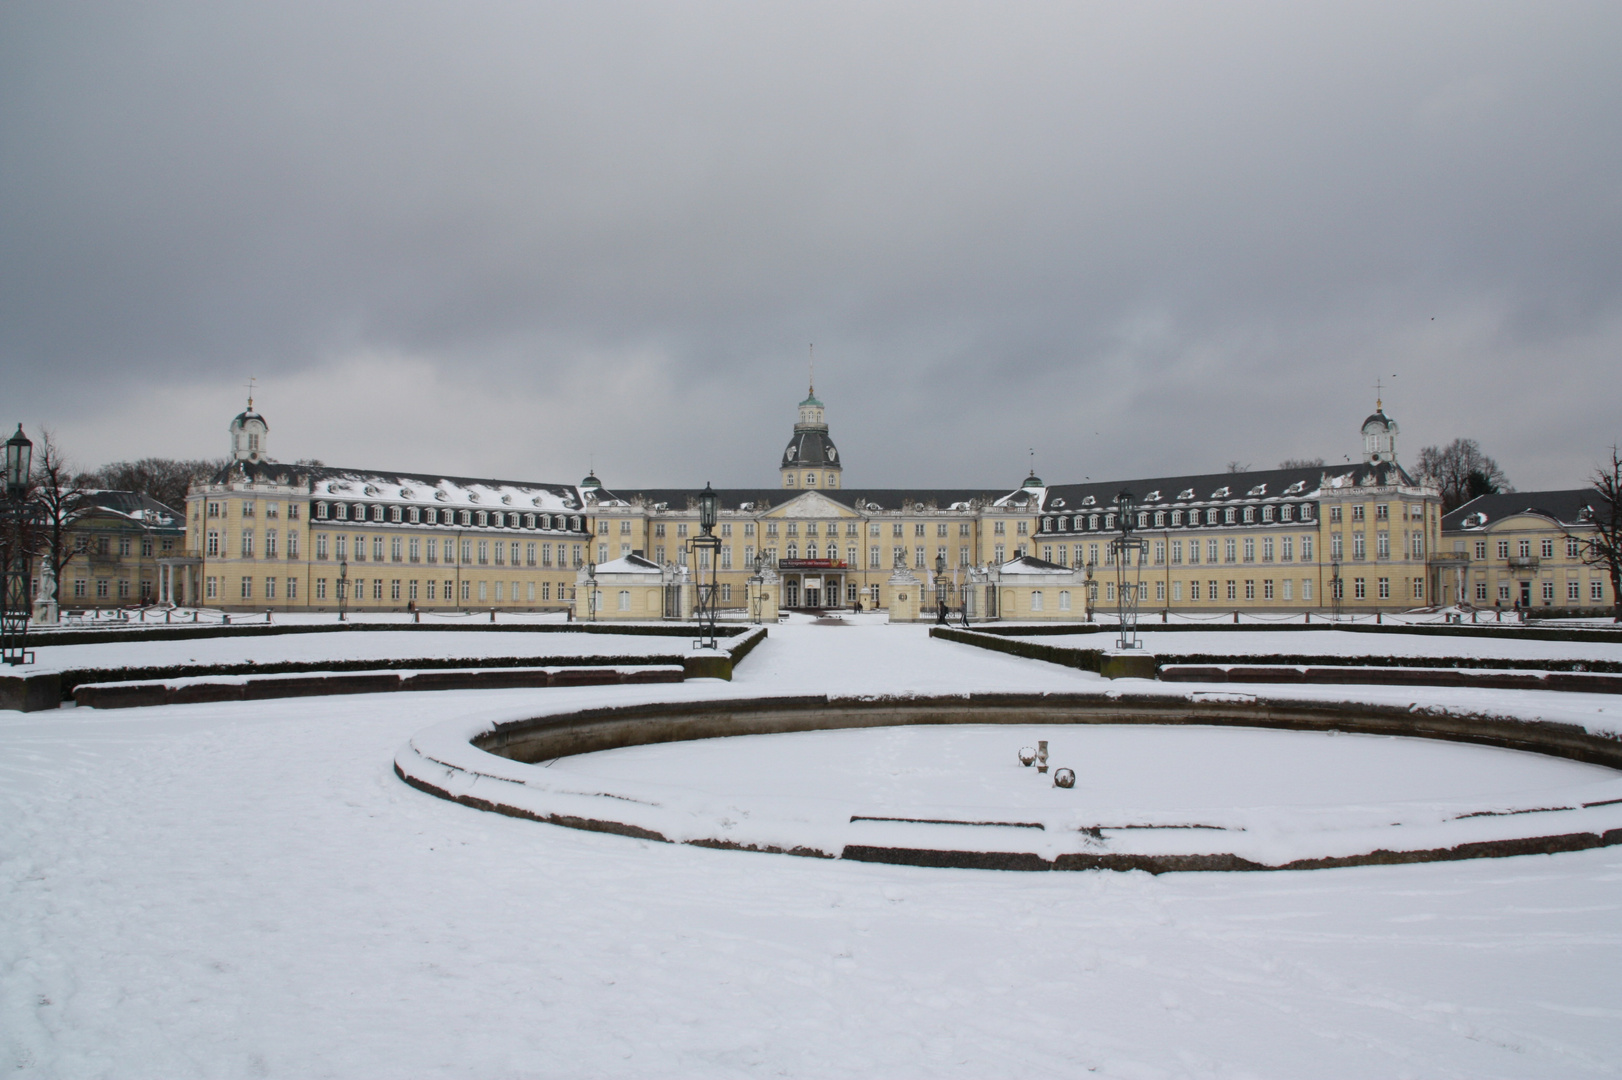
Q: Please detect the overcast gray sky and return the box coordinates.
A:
[3,2,1619,491]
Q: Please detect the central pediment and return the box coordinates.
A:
[762,491,859,519]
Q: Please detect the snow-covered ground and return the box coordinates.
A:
[30,630,696,673]
[5,623,1622,1077]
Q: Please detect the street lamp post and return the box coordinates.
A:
[689,482,721,649]
[1,425,35,665]
[1331,558,1342,621]
[748,553,765,625]
[1108,490,1148,650]
[586,561,598,622]
[934,553,949,625]
[337,557,349,622]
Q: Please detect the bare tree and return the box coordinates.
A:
[1278,457,1324,469]
[1572,446,1622,623]
[30,429,86,605]
[1414,438,1512,512]
[77,457,225,511]
[1225,461,1251,473]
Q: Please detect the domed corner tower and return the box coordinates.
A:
[779,384,842,490]
[1361,399,1399,465]
[229,393,270,463]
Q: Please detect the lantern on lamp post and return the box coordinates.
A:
[337,557,349,622]
[2,424,36,664]
[689,482,722,649]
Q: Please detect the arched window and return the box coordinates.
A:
[786,542,799,559]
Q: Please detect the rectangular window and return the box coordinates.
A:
[477,540,488,564]
[1189,580,1200,600]
[1542,581,1555,602]
[461,580,471,601]
[494,582,504,601]
[408,580,419,601]
[1188,540,1199,565]
[1354,577,1366,599]
[264,577,276,599]
[1281,579,1292,600]
[206,531,220,556]
[1030,591,1044,611]
[316,578,327,599]
[373,537,384,561]
[1262,537,1273,562]
[1411,578,1422,600]
[1377,533,1389,559]
[1244,580,1255,600]
[287,578,297,600]
[240,530,254,558]
[1207,540,1219,563]
[240,577,253,599]
[1154,540,1166,565]
[1302,579,1312,601]
[1567,537,1581,559]
[1173,580,1183,601]
[1353,533,1365,559]
[1243,538,1255,563]
[1593,581,1605,601]
[477,581,487,601]
[527,543,537,566]
[205,576,218,599]
[1475,582,1488,601]
[1378,577,1390,599]
[493,541,504,565]
[1498,540,1511,559]
[1263,579,1274,600]
[1224,539,1237,563]
[409,538,420,562]
[1226,580,1237,600]
[1171,540,1183,564]
[1541,538,1554,559]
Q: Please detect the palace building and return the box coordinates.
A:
[175,385,1447,621]
[1441,490,1617,615]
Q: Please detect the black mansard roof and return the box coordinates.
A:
[207,459,582,510]
[1040,461,1418,515]
[781,429,841,469]
[588,486,1017,514]
[1443,489,1611,531]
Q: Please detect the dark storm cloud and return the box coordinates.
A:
[2,2,1619,487]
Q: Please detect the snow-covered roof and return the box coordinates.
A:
[1443,489,1610,531]
[589,554,663,575]
[71,490,185,530]
[997,555,1075,575]
[310,470,581,513]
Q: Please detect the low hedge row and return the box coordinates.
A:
[29,619,753,649]
[74,665,685,710]
[55,652,687,698]
[970,620,1622,645]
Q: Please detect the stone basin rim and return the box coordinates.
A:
[397,692,1622,873]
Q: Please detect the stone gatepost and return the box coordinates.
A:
[884,568,921,621]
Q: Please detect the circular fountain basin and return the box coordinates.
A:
[397,694,1622,872]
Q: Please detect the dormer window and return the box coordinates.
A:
[1144,490,1161,502]
[315,502,329,519]
[334,503,348,521]
[1261,505,1273,522]
[1177,488,1194,500]
[1247,484,1266,497]
[371,505,384,522]
[1243,507,1255,523]
[1211,486,1230,499]
[409,507,420,523]
[1171,510,1182,526]
[390,506,403,523]
[1284,480,1307,495]
[1279,505,1292,522]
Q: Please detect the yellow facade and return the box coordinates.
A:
[1441,491,1616,615]
[176,392,1465,621]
